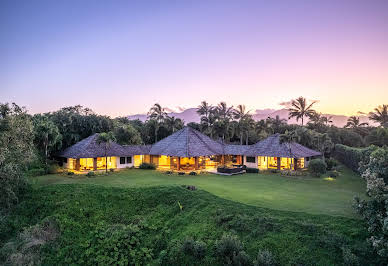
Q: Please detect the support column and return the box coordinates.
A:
[75,158,80,171]
[277,157,281,170]
[221,155,225,165]
[195,157,199,170]
[93,158,97,170]
[294,158,298,170]
[177,157,181,170]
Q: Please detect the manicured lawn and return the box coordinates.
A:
[32,165,365,218]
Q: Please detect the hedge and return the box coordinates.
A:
[333,144,377,173]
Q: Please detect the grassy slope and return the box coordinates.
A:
[0,185,377,265]
[33,167,365,217]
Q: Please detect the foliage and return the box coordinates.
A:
[246,167,259,173]
[308,159,327,177]
[0,103,35,210]
[253,250,277,266]
[181,238,206,259]
[113,123,142,145]
[365,128,388,146]
[189,171,197,175]
[1,185,383,265]
[325,158,338,170]
[328,170,340,178]
[334,144,378,172]
[86,171,95,177]
[369,104,388,128]
[287,96,317,126]
[139,162,156,170]
[354,146,388,260]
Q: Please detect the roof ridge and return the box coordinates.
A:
[190,127,222,155]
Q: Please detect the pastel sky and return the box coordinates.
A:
[1,0,387,117]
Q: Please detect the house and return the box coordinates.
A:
[58,127,321,171]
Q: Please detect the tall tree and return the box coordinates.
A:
[233,105,252,144]
[214,102,234,141]
[96,132,116,173]
[197,101,214,136]
[113,123,142,145]
[33,114,62,168]
[288,97,317,126]
[369,104,388,128]
[147,103,167,143]
[266,115,287,133]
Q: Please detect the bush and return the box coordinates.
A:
[328,170,339,178]
[67,171,74,176]
[325,158,338,170]
[215,234,243,262]
[86,171,95,177]
[139,163,156,170]
[165,171,173,175]
[189,171,197,176]
[334,144,377,172]
[109,168,114,172]
[308,159,327,177]
[27,168,46,177]
[246,167,259,173]
[178,172,185,175]
[181,238,206,259]
[254,249,277,266]
[342,247,359,266]
[270,169,279,174]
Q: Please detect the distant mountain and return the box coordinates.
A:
[127,108,373,127]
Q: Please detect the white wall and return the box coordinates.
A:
[243,156,258,168]
[116,156,134,169]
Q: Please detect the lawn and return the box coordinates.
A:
[32,165,366,218]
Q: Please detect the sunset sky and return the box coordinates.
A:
[1,0,387,117]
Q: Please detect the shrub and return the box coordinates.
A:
[328,170,339,178]
[109,168,114,172]
[189,171,197,176]
[27,168,46,177]
[86,171,95,177]
[139,163,156,170]
[215,234,243,262]
[270,169,279,174]
[178,172,185,175]
[325,158,338,170]
[246,168,259,173]
[165,171,173,175]
[308,159,327,177]
[334,144,377,172]
[342,247,359,266]
[67,171,74,176]
[181,238,206,259]
[232,250,251,266]
[254,249,277,266]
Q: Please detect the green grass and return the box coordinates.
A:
[0,185,380,265]
[33,166,366,218]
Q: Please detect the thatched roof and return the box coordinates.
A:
[58,134,128,158]
[224,144,250,155]
[149,127,224,157]
[245,134,321,158]
[121,145,151,155]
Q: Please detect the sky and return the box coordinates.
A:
[1,0,387,117]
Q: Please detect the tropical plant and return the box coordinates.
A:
[233,105,253,144]
[344,116,368,129]
[32,114,62,168]
[308,159,327,177]
[96,132,116,173]
[147,103,167,143]
[288,97,317,126]
[266,115,287,133]
[164,116,184,133]
[214,102,234,141]
[113,123,142,145]
[369,104,388,128]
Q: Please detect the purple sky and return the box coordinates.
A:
[1,0,387,117]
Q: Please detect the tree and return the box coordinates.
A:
[33,114,62,168]
[233,105,252,144]
[0,103,34,210]
[288,97,317,126]
[164,116,184,133]
[113,124,142,145]
[96,132,116,173]
[344,116,368,129]
[369,104,388,128]
[280,130,299,169]
[214,102,234,141]
[266,115,287,134]
[147,103,167,143]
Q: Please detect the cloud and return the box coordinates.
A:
[176,106,186,112]
[279,101,292,108]
[163,107,175,113]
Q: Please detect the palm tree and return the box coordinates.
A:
[369,104,388,128]
[266,115,287,133]
[279,130,299,169]
[288,97,317,126]
[344,116,368,129]
[322,115,333,126]
[165,116,184,133]
[147,103,167,143]
[214,102,234,141]
[197,101,214,135]
[197,101,213,119]
[96,132,116,173]
[200,111,217,138]
[233,105,252,144]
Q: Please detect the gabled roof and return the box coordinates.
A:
[245,134,321,158]
[58,133,128,159]
[149,127,224,157]
[224,144,250,155]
